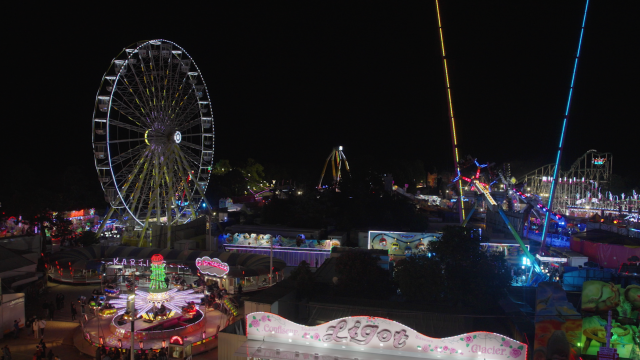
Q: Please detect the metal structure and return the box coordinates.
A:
[318,146,350,189]
[436,0,464,223]
[541,0,590,244]
[92,39,214,246]
[455,159,545,285]
[518,150,613,215]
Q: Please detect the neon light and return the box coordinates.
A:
[246,312,528,360]
[536,254,568,262]
[543,0,590,244]
[170,336,183,345]
[195,256,229,277]
[149,254,167,290]
[436,0,464,222]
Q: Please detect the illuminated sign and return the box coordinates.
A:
[536,254,568,263]
[170,335,183,345]
[246,312,526,360]
[195,257,229,277]
[592,157,606,165]
[106,258,150,267]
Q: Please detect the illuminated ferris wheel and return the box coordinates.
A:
[92,39,214,242]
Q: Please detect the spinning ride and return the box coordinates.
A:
[318,146,350,189]
[104,254,206,339]
[92,39,214,246]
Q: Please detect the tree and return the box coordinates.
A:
[394,255,445,303]
[52,214,73,242]
[289,260,316,299]
[79,230,99,247]
[334,251,395,299]
[211,160,232,176]
[241,158,266,190]
[395,226,511,309]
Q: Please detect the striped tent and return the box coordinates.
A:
[49,246,286,276]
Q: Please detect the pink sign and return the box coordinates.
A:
[195,256,229,277]
[246,312,527,360]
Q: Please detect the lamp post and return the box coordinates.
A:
[269,237,273,286]
[206,215,212,251]
[127,293,136,360]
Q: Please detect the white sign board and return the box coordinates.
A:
[246,312,527,360]
[195,257,229,277]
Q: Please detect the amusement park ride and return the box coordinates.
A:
[318,146,351,189]
[436,0,591,285]
[92,40,214,246]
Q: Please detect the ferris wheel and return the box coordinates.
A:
[92,39,214,245]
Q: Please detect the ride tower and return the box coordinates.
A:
[318,146,350,190]
[149,254,168,291]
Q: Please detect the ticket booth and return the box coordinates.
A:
[168,335,192,360]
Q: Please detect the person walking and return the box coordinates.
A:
[32,317,40,339]
[3,345,11,360]
[49,302,55,321]
[35,346,43,360]
[71,303,78,321]
[39,318,46,338]
[42,301,49,320]
[13,318,21,339]
[47,349,54,360]
[39,339,47,356]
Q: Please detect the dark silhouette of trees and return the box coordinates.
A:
[394,226,511,309]
[289,260,316,299]
[79,230,99,247]
[334,251,395,299]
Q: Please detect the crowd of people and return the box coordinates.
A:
[95,346,169,360]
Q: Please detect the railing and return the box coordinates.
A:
[526,232,571,247]
[586,222,640,238]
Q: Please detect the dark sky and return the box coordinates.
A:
[2,1,638,207]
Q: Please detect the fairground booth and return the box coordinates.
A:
[222,312,528,360]
[221,231,341,267]
[368,231,442,261]
[48,245,286,293]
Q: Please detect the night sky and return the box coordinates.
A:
[2,1,638,210]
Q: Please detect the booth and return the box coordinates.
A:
[167,335,192,360]
[233,312,528,360]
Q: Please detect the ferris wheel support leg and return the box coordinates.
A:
[154,153,161,225]
[96,206,117,238]
[128,153,152,217]
[138,167,161,247]
[138,189,159,247]
[171,146,199,220]
[174,146,212,210]
[162,166,175,249]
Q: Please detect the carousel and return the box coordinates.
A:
[80,254,228,358]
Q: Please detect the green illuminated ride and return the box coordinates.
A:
[150,254,167,291]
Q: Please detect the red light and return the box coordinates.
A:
[170,336,183,345]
